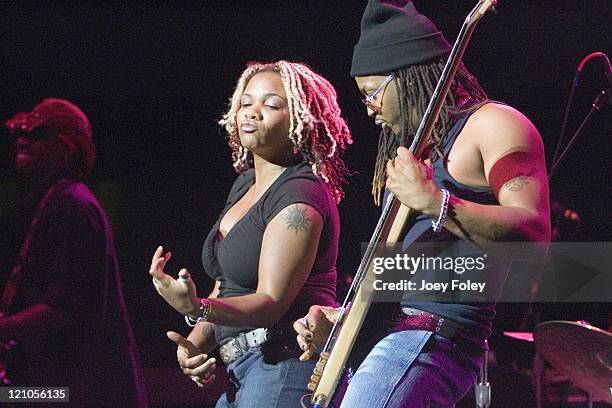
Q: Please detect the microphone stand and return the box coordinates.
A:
[475,340,491,408]
[548,89,609,181]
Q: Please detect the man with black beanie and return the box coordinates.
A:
[295,1,550,406]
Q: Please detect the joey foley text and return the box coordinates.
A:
[370,253,488,293]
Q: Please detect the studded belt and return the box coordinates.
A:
[218,328,268,365]
[395,307,461,340]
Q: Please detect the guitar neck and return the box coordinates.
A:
[410,0,496,155]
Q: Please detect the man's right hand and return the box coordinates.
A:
[293,305,342,362]
[167,331,217,388]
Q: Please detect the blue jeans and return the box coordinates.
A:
[340,330,482,408]
[216,345,316,408]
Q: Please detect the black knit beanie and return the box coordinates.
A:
[351,0,451,77]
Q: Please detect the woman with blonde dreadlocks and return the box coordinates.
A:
[149,60,352,407]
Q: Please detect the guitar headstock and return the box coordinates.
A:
[466,0,498,28]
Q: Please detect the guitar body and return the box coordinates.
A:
[308,198,408,400]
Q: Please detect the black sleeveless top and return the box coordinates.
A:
[400,105,510,348]
[202,162,339,343]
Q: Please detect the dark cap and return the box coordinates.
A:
[6,98,96,179]
[351,0,451,76]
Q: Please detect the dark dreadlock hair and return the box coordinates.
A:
[371,59,488,205]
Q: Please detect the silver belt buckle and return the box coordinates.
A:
[220,338,243,365]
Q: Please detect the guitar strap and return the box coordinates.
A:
[1,180,71,310]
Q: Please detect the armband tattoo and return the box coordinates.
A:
[489,151,539,197]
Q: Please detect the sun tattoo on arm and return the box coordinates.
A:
[282,205,312,233]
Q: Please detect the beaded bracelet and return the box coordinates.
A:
[431,189,450,232]
[184,298,212,327]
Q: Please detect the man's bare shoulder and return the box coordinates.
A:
[465,102,543,154]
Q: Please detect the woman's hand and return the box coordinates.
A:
[167,331,217,388]
[149,246,199,316]
[293,305,342,361]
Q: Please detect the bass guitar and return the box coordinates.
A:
[308,2,498,406]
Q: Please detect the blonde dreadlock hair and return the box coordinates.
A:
[219,61,353,202]
[371,60,488,205]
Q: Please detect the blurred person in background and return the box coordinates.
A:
[0,98,148,407]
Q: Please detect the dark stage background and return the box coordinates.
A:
[0,1,610,406]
